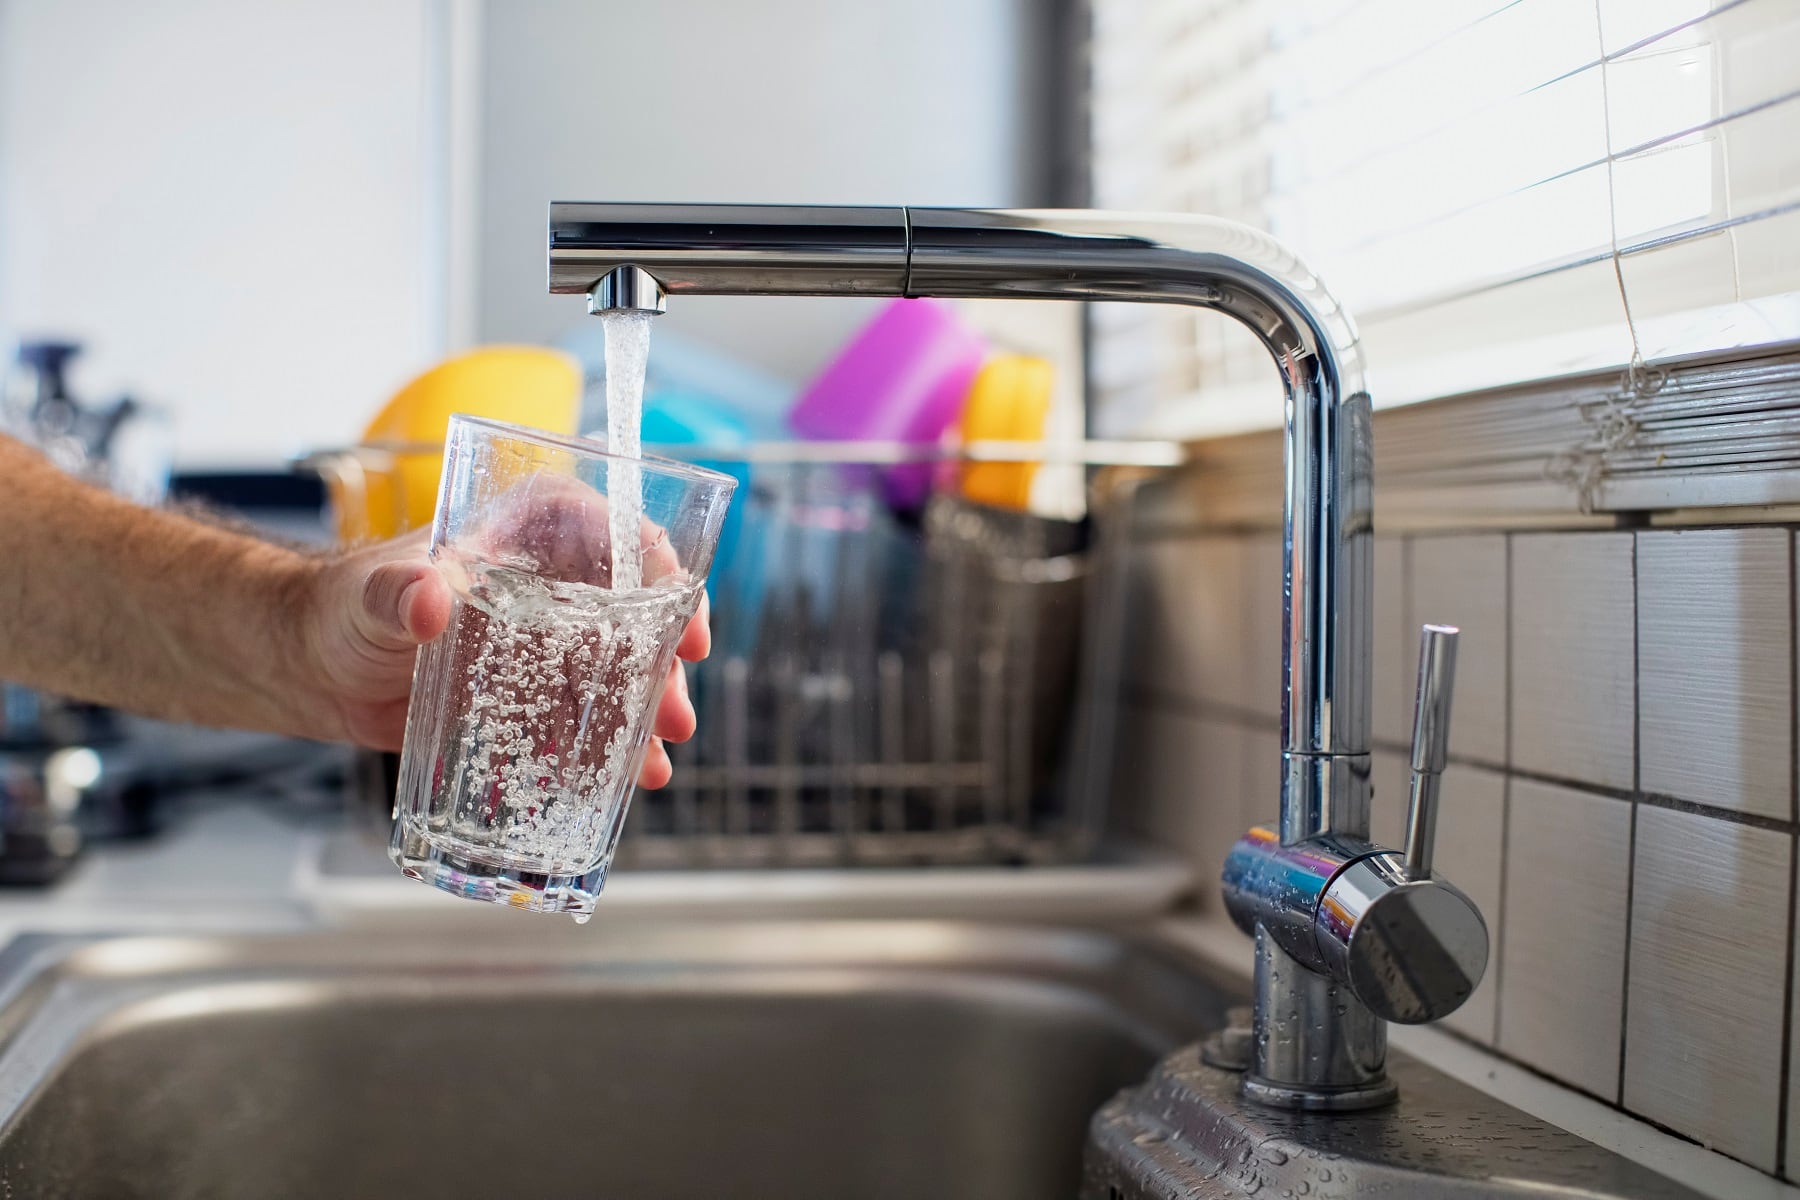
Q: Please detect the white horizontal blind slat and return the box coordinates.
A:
[1089,0,1800,438]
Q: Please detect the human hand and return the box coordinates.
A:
[292,525,708,788]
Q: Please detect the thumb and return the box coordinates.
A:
[356,561,451,650]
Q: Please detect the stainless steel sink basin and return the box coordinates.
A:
[0,919,1715,1200]
[0,921,1234,1200]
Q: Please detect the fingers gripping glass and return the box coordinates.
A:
[388,416,736,919]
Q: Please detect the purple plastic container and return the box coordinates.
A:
[789,298,986,509]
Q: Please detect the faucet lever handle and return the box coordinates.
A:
[1404,624,1459,879]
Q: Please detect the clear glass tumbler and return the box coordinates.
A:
[389,415,737,918]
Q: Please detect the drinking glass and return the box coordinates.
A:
[389,415,737,918]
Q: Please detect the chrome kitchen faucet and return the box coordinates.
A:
[547,203,1488,1110]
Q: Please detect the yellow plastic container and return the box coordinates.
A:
[362,345,582,445]
[956,354,1053,511]
[324,346,582,540]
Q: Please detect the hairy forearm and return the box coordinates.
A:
[0,434,317,733]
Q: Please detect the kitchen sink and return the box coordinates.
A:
[0,917,1714,1199]
[0,920,1234,1200]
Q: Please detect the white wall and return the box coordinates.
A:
[0,0,443,468]
[477,0,1050,383]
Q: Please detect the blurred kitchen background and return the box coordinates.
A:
[3,1,1800,1192]
[0,0,1071,466]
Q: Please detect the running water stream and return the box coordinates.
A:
[599,309,654,590]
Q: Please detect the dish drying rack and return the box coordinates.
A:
[620,440,1180,869]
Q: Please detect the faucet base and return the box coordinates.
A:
[1241,1073,1397,1111]
[1242,928,1395,1110]
[1202,994,1399,1110]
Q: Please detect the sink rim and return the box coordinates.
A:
[0,916,1243,989]
[0,918,1244,1134]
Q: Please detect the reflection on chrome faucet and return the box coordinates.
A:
[546,202,1487,1109]
[1222,623,1487,1108]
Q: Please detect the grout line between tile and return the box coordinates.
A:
[1635,791,1797,830]
[1371,737,1507,769]
[1489,775,1510,1047]
[1779,831,1797,1180]
[1504,531,1514,787]
[1616,531,1640,1108]
[1130,695,1800,831]
[1780,531,1798,1178]
[1632,531,1640,796]
[1119,686,1281,732]
[1493,533,1513,1048]
[1476,765,1793,829]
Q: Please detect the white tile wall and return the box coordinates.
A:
[1112,702,1248,912]
[1409,536,1509,766]
[1119,537,1160,703]
[1133,537,1248,706]
[1124,518,1800,1182]
[1113,701,1203,855]
[1241,535,1286,721]
[1371,748,1411,850]
[1373,536,1411,746]
[1240,725,1283,835]
[1638,529,1791,820]
[1436,764,1506,1044]
[1624,806,1792,1172]
[1109,699,1176,844]
[1792,911,1800,1185]
[1511,533,1637,790]
[1498,778,1632,1100]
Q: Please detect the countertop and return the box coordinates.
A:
[0,794,1198,940]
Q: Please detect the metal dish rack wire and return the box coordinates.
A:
[621,440,1180,869]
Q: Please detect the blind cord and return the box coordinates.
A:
[1547,0,1670,512]
[1594,0,1663,397]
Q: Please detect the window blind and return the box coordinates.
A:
[1088,0,1800,439]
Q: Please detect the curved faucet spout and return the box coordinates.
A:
[548,202,1387,1106]
[549,202,1373,842]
